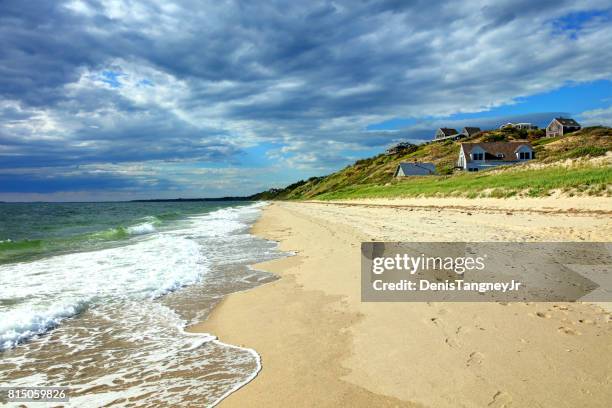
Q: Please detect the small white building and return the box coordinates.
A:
[515,123,538,130]
[394,162,436,177]
[457,142,534,172]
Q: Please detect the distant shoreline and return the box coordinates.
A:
[130,197,252,202]
[0,197,253,204]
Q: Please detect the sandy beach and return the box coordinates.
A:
[190,198,612,407]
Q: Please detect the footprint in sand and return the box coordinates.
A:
[467,351,484,366]
[535,311,551,319]
[444,337,459,348]
[558,326,581,335]
[488,391,513,407]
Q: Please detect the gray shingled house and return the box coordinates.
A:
[434,128,458,140]
[461,127,481,138]
[546,117,581,137]
[394,162,436,177]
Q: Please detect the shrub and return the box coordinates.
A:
[562,146,607,159]
[483,133,507,142]
[437,165,454,175]
[500,127,528,139]
[527,129,546,140]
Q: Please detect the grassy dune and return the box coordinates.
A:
[315,163,611,200]
[252,126,612,200]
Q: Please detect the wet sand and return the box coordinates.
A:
[191,198,612,407]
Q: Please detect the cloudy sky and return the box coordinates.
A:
[1,0,611,201]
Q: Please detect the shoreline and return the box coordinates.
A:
[203,264,286,407]
[189,201,417,407]
[191,198,612,407]
[207,338,262,408]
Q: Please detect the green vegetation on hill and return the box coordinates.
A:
[251,126,612,200]
[315,165,610,200]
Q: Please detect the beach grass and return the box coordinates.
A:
[314,164,612,200]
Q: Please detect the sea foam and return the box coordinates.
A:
[0,299,88,351]
[0,234,206,350]
[0,203,270,350]
[126,222,157,235]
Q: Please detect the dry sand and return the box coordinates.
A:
[190,197,612,407]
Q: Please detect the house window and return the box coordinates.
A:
[496,153,505,159]
[468,168,478,172]
[519,151,531,160]
[472,152,484,160]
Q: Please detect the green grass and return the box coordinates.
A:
[561,146,608,159]
[531,136,560,146]
[314,165,612,200]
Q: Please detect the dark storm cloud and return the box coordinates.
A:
[0,0,611,195]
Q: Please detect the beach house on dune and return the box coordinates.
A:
[394,162,436,177]
[461,127,481,138]
[434,128,458,140]
[546,117,581,137]
[433,127,480,142]
[457,142,534,171]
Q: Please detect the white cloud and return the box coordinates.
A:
[579,106,612,126]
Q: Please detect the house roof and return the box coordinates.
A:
[460,142,532,163]
[396,162,436,174]
[554,117,580,127]
[462,127,481,135]
[438,128,458,136]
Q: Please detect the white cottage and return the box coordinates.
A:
[457,142,534,172]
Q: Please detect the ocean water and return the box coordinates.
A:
[0,201,283,406]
